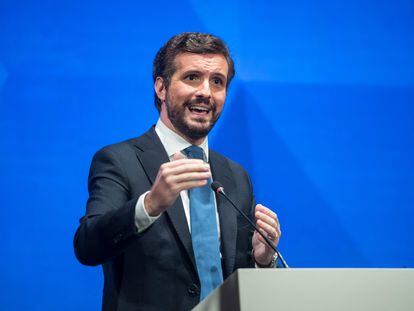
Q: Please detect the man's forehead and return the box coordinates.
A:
[173,52,228,76]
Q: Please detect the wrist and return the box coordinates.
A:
[144,192,159,217]
[253,250,278,268]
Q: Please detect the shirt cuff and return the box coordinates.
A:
[135,191,161,232]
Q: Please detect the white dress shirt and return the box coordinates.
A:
[134,119,220,234]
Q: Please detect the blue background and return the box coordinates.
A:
[1,0,413,309]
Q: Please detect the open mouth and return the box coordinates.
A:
[188,105,210,115]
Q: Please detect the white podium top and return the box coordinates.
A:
[193,268,414,311]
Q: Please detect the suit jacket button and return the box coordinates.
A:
[188,283,199,296]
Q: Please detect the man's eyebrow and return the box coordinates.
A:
[178,69,227,81]
[181,69,202,74]
[212,72,227,78]
[181,70,227,77]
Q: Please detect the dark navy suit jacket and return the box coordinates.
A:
[74,127,255,311]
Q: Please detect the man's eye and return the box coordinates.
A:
[185,74,199,81]
[212,77,224,86]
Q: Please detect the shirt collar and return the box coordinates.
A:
[155,119,209,161]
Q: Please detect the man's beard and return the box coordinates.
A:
[165,97,221,141]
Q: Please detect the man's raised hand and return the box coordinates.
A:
[144,152,210,216]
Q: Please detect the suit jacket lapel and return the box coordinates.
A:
[209,150,238,278]
[133,127,197,272]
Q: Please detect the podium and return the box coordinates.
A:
[193,268,414,311]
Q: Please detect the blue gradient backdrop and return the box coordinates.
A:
[1,0,413,309]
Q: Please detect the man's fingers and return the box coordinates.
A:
[167,171,211,185]
[256,204,278,221]
[161,160,210,175]
[257,214,281,238]
[255,211,280,232]
[255,211,277,226]
[255,205,282,241]
[256,219,278,240]
[255,205,280,233]
[169,158,205,166]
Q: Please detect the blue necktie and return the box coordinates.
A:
[183,145,223,300]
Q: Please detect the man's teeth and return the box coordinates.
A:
[189,106,209,113]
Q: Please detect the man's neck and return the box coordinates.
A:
[159,116,206,146]
[155,119,209,161]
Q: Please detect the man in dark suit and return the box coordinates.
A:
[74,32,281,311]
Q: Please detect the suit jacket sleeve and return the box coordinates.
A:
[74,146,140,266]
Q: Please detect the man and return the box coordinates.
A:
[74,32,281,311]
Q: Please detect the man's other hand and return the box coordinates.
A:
[252,204,281,266]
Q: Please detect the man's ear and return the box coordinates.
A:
[154,77,166,103]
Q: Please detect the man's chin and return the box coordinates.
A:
[187,124,211,135]
[179,119,213,140]
[184,115,211,128]
[167,108,219,141]
[185,112,211,123]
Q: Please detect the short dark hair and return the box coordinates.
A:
[152,32,235,112]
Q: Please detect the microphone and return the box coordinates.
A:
[211,181,289,268]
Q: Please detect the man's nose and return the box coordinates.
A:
[195,79,212,98]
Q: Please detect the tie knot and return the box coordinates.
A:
[183,145,205,161]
